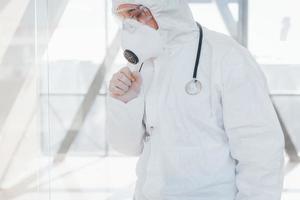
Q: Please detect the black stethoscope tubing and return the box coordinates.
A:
[193,22,203,79]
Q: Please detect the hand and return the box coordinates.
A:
[109,67,143,103]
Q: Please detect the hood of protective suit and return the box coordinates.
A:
[112,0,198,46]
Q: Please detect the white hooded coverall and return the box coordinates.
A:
[106,0,285,200]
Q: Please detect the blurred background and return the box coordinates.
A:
[0,0,299,199]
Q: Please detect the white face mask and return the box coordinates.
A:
[121,19,164,67]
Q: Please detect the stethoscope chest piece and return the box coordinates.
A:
[185,79,202,95]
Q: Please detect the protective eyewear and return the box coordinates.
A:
[115,5,153,25]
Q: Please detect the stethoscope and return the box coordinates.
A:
[185,22,203,95]
[123,22,204,95]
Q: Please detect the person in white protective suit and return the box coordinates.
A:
[105,0,285,199]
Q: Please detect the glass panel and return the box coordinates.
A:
[248,0,300,64]
[190,1,231,35]
[249,2,300,198]
[41,96,106,155]
[0,0,46,199]
[42,0,107,155]
[40,0,137,199]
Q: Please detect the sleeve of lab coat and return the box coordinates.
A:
[105,94,145,156]
[220,45,285,200]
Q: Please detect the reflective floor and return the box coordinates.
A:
[0,157,299,200]
[0,157,137,200]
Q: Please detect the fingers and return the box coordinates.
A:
[116,80,129,91]
[109,67,142,96]
[118,73,132,87]
[120,67,135,82]
[109,84,125,96]
[114,72,131,90]
[109,80,128,95]
[109,68,133,95]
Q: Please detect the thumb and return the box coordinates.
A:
[132,71,142,85]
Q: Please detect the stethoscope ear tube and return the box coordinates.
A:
[193,22,203,79]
